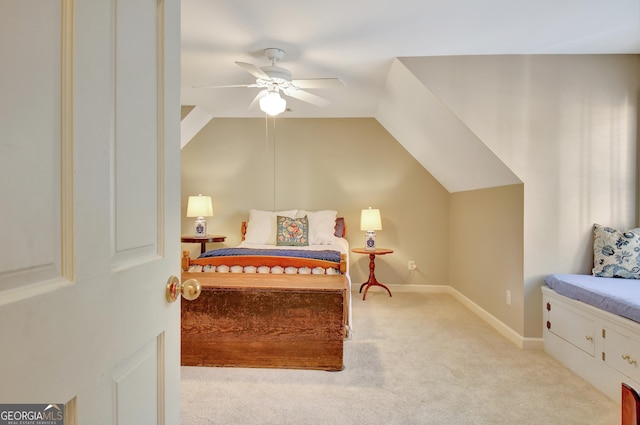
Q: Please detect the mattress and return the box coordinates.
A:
[544,273,640,323]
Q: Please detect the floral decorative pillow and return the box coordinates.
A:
[276,215,309,246]
[592,223,640,279]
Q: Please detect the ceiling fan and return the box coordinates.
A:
[204,48,344,116]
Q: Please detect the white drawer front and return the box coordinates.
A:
[603,326,640,382]
[547,301,596,356]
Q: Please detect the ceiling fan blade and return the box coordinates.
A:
[286,89,331,107]
[235,61,271,80]
[247,90,267,110]
[192,83,256,89]
[292,78,344,89]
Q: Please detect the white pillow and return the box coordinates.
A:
[297,210,338,245]
[244,209,297,245]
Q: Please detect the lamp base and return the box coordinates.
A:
[194,217,206,237]
[365,230,376,251]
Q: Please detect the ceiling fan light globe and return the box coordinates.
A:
[259,92,286,116]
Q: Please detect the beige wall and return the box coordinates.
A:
[181,117,449,286]
[404,54,640,337]
[450,184,524,334]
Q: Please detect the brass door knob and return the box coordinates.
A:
[166,275,201,303]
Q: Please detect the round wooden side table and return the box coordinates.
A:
[351,247,394,300]
[181,235,226,254]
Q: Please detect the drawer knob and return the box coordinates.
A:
[585,336,593,342]
[622,354,638,365]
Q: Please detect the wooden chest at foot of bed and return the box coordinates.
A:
[180,273,347,371]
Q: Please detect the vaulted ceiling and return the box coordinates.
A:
[180,0,640,191]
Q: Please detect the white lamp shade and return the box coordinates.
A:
[259,91,287,116]
[360,208,382,231]
[187,195,213,217]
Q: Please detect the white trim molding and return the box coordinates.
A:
[381,284,544,350]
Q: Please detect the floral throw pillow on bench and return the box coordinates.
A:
[592,223,640,279]
[276,215,309,246]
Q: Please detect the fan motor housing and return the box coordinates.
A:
[260,65,292,82]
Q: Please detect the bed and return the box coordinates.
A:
[182,211,348,274]
[543,225,640,402]
[180,209,352,370]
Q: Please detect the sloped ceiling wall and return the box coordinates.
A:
[391,54,639,338]
[183,58,525,194]
[375,58,522,193]
[180,106,212,149]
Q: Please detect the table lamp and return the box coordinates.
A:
[360,207,382,251]
[187,194,213,237]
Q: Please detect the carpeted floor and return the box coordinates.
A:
[181,288,619,424]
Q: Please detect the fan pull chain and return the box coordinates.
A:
[272,116,277,211]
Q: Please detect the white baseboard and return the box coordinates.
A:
[376,284,544,350]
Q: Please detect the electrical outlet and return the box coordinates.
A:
[506,290,511,305]
[408,260,416,271]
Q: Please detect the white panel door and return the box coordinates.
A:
[0,0,182,423]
